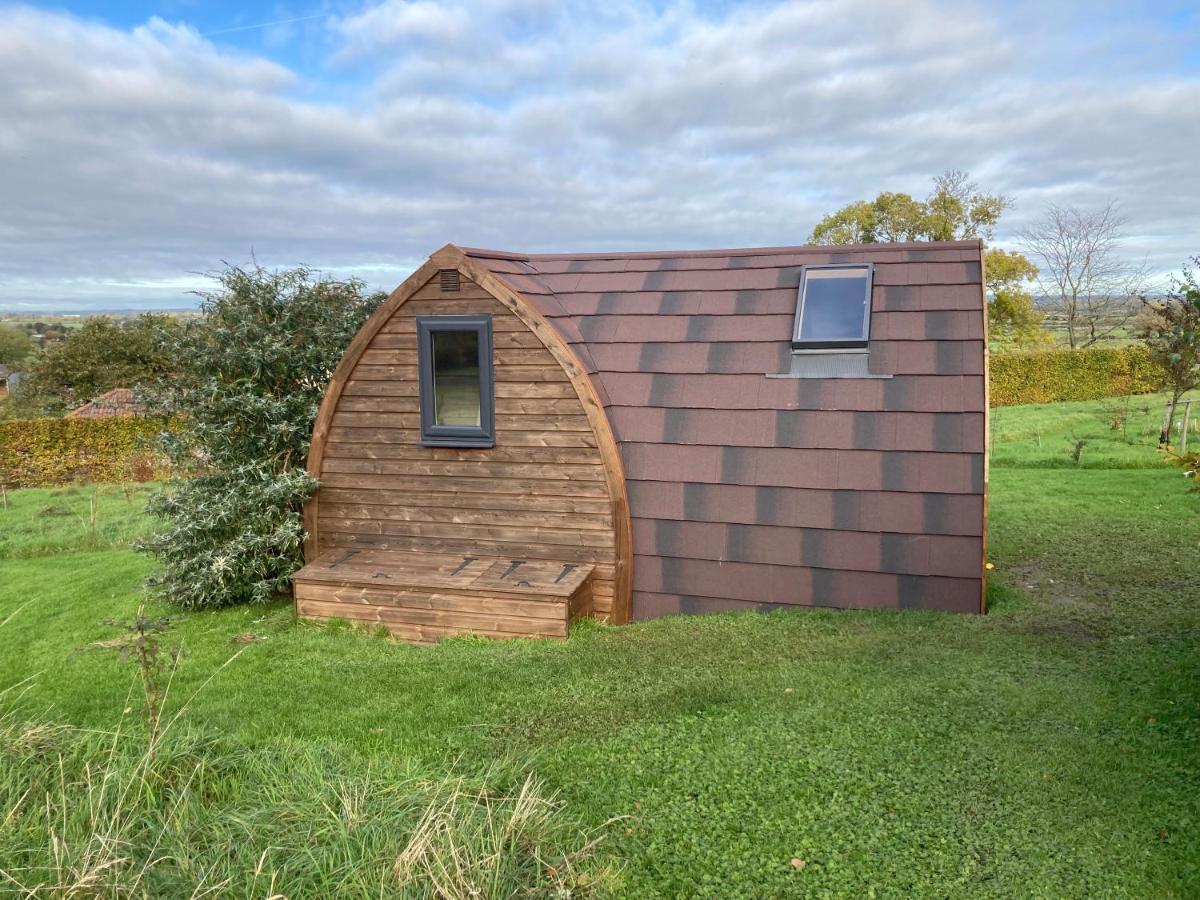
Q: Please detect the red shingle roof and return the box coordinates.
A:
[66,387,143,418]
[465,241,987,617]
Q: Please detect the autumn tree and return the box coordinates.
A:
[986,249,1050,349]
[924,169,1012,241]
[1019,202,1147,349]
[810,171,1046,348]
[809,169,1011,245]
[1140,258,1200,446]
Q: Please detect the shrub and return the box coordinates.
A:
[141,464,318,608]
[0,416,171,487]
[1139,257,1200,444]
[0,324,33,368]
[989,346,1165,407]
[139,265,384,610]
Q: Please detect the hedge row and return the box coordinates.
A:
[0,347,1168,486]
[0,417,173,488]
[989,346,1165,407]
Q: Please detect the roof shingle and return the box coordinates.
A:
[465,240,987,614]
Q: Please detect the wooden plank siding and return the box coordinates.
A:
[292,548,596,642]
[309,271,624,622]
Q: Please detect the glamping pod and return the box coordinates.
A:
[296,240,989,641]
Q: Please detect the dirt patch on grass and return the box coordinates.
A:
[1007,562,1093,607]
[1001,562,1101,642]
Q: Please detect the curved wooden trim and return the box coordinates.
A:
[303,244,634,625]
[304,255,445,562]
[454,250,633,625]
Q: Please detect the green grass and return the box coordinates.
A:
[1,398,1198,896]
[991,389,1198,469]
[0,482,160,559]
[0,716,609,896]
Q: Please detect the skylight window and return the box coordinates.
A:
[791,264,873,350]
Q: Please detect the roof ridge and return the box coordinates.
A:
[461,239,981,261]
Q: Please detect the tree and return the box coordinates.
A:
[925,169,1012,241]
[809,171,1042,347]
[139,265,385,610]
[1140,258,1200,446]
[14,314,179,414]
[810,192,929,244]
[809,169,1011,244]
[985,248,1051,349]
[807,200,875,244]
[1019,202,1147,349]
[0,324,34,367]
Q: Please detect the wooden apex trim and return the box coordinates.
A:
[303,255,445,558]
[454,250,634,625]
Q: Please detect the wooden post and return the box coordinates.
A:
[1181,400,1193,455]
[1162,400,1175,446]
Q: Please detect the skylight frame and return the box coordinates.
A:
[791,263,875,351]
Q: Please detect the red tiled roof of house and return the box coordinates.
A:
[66,387,143,418]
[464,241,987,618]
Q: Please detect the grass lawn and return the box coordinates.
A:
[991,389,1199,469]
[0,482,160,559]
[2,395,1198,896]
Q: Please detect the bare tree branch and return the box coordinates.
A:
[1019,202,1144,348]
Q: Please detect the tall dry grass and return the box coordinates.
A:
[0,614,616,898]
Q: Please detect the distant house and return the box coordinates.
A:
[66,387,144,418]
[294,240,988,643]
[0,367,21,397]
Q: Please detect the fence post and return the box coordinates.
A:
[1181,400,1194,455]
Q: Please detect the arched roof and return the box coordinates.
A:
[462,240,989,616]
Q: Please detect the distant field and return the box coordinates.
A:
[0,310,200,328]
[1040,325,1141,349]
[0,314,85,332]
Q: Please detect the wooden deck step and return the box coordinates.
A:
[292,548,594,643]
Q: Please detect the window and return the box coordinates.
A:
[416,315,495,447]
[791,264,873,350]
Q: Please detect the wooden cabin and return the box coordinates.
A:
[294,240,988,642]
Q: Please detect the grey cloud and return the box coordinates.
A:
[0,1,1197,311]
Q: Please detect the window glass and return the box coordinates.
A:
[431,330,481,426]
[796,267,871,344]
[416,314,494,447]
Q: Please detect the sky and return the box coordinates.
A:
[1,0,1198,312]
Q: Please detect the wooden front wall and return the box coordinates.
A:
[311,273,621,621]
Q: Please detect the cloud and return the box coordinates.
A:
[0,0,1197,310]
[334,0,472,55]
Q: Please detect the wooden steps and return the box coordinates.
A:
[292,548,595,644]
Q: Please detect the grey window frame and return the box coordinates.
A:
[416,314,495,448]
[791,262,874,350]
